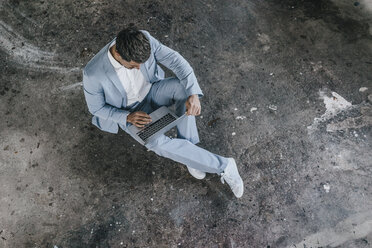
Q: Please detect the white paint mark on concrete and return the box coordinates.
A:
[257,33,271,52]
[359,87,368,92]
[311,61,323,72]
[321,91,352,115]
[308,90,353,132]
[59,82,83,91]
[288,210,372,248]
[250,107,258,113]
[257,33,270,44]
[0,20,80,73]
[262,45,270,51]
[236,116,246,120]
[323,183,330,193]
[268,105,277,111]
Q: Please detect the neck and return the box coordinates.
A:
[110,44,122,63]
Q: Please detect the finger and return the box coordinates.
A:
[185,102,191,112]
[136,119,151,125]
[136,114,151,120]
[135,123,145,128]
[141,116,152,122]
[136,114,151,121]
[197,107,201,116]
[136,111,151,117]
[193,107,199,116]
[135,116,152,122]
[191,105,197,116]
[188,104,194,113]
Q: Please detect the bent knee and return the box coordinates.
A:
[167,79,187,99]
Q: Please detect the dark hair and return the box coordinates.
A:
[115,27,151,63]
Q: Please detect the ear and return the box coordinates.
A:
[114,49,120,57]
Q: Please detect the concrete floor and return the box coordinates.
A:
[1,0,372,247]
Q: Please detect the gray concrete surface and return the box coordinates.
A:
[1,0,372,247]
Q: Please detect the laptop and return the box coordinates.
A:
[128,106,186,145]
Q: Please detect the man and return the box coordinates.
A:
[83,26,244,198]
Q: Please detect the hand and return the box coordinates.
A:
[185,94,201,116]
[127,111,152,128]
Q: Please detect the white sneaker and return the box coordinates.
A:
[220,158,244,198]
[187,166,206,180]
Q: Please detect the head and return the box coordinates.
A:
[114,26,151,69]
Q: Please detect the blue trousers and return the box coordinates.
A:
[121,77,228,174]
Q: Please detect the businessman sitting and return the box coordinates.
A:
[83,26,244,198]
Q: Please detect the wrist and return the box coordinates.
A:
[126,113,133,123]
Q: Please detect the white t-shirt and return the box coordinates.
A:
[107,41,151,106]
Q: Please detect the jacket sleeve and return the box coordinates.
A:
[143,31,203,97]
[83,70,129,125]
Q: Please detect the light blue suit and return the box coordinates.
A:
[83,30,228,173]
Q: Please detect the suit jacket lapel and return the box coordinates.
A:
[140,62,150,83]
[102,43,127,98]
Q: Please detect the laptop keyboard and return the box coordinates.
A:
[137,113,177,141]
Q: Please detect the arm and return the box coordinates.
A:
[143,31,203,98]
[83,70,129,125]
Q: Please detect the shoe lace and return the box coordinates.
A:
[220,171,238,190]
[221,172,235,184]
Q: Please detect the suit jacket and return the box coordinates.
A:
[83,30,203,134]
